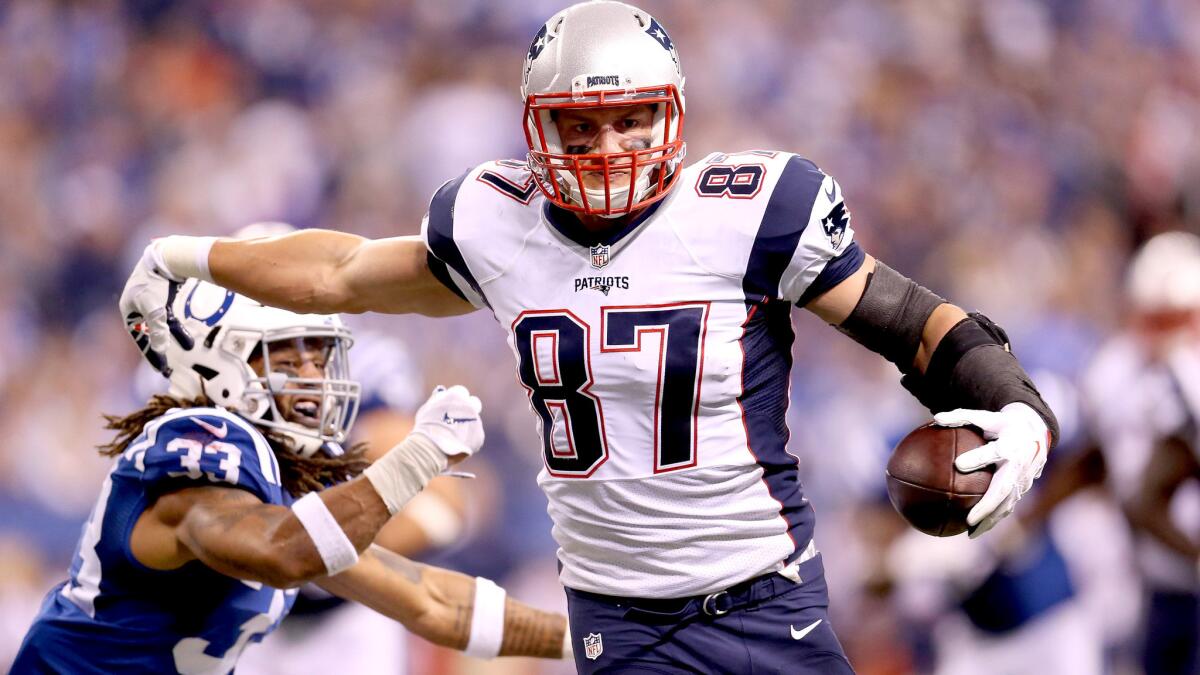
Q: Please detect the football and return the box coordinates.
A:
[885,424,992,537]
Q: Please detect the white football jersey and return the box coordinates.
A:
[1080,335,1200,590]
[423,151,861,597]
[1166,342,1200,453]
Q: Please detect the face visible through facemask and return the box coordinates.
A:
[553,104,655,192]
[1132,307,1200,359]
[248,337,334,432]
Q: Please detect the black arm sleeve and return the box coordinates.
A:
[901,313,1060,448]
[836,261,946,369]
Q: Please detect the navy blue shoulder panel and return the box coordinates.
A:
[425,170,486,305]
[425,253,469,303]
[795,242,865,307]
[742,156,827,301]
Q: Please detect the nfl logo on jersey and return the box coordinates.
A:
[584,632,604,660]
[590,244,610,269]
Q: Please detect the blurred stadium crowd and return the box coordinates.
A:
[1,0,1199,673]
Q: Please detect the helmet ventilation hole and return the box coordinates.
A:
[204,326,222,349]
[192,364,220,381]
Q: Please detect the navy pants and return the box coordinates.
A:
[565,555,853,674]
[1143,589,1200,675]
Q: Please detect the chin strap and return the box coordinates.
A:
[576,171,653,215]
[279,430,325,458]
[245,408,329,458]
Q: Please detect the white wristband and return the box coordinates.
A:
[362,434,449,515]
[465,577,506,659]
[158,235,217,282]
[562,624,573,660]
[291,492,360,575]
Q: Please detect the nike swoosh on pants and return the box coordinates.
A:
[790,619,822,640]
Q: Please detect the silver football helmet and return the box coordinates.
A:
[521,1,686,216]
[149,279,360,458]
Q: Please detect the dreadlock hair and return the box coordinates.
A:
[99,395,370,497]
[261,429,369,498]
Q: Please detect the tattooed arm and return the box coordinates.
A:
[131,485,567,657]
[318,545,569,658]
[129,481,390,588]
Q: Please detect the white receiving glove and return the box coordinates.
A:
[934,402,1050,539]
[410,385,486,459]
[118,242,178,371]
[118,237,217,372]
[363,385,485,514]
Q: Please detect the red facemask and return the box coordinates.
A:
[524,84,685,216]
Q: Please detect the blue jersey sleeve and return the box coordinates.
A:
[134,409,284,505]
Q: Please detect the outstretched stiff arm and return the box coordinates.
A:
[206,232,470,316]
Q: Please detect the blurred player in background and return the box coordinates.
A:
[13,280,567,673]
[217,224,467,675]
[120,2,1058,671]
[1127,351,1200,675]
[1024,231,1200,674]
[1111,232,1200,675]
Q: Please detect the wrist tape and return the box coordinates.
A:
[158,235,217,282]
[362,433,449,515]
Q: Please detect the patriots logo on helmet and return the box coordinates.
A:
[524,23,556,85]
[821,202,849,249]
[645,17,673,52]
[527,23,554,62]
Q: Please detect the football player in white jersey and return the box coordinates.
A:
[119,2,1058,671]
[1030,231,1200,674]
[1128,345,1200,675]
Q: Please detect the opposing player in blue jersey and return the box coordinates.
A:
[200,223,469,675]
[119,2,1058,672]
[13,280,568,674]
